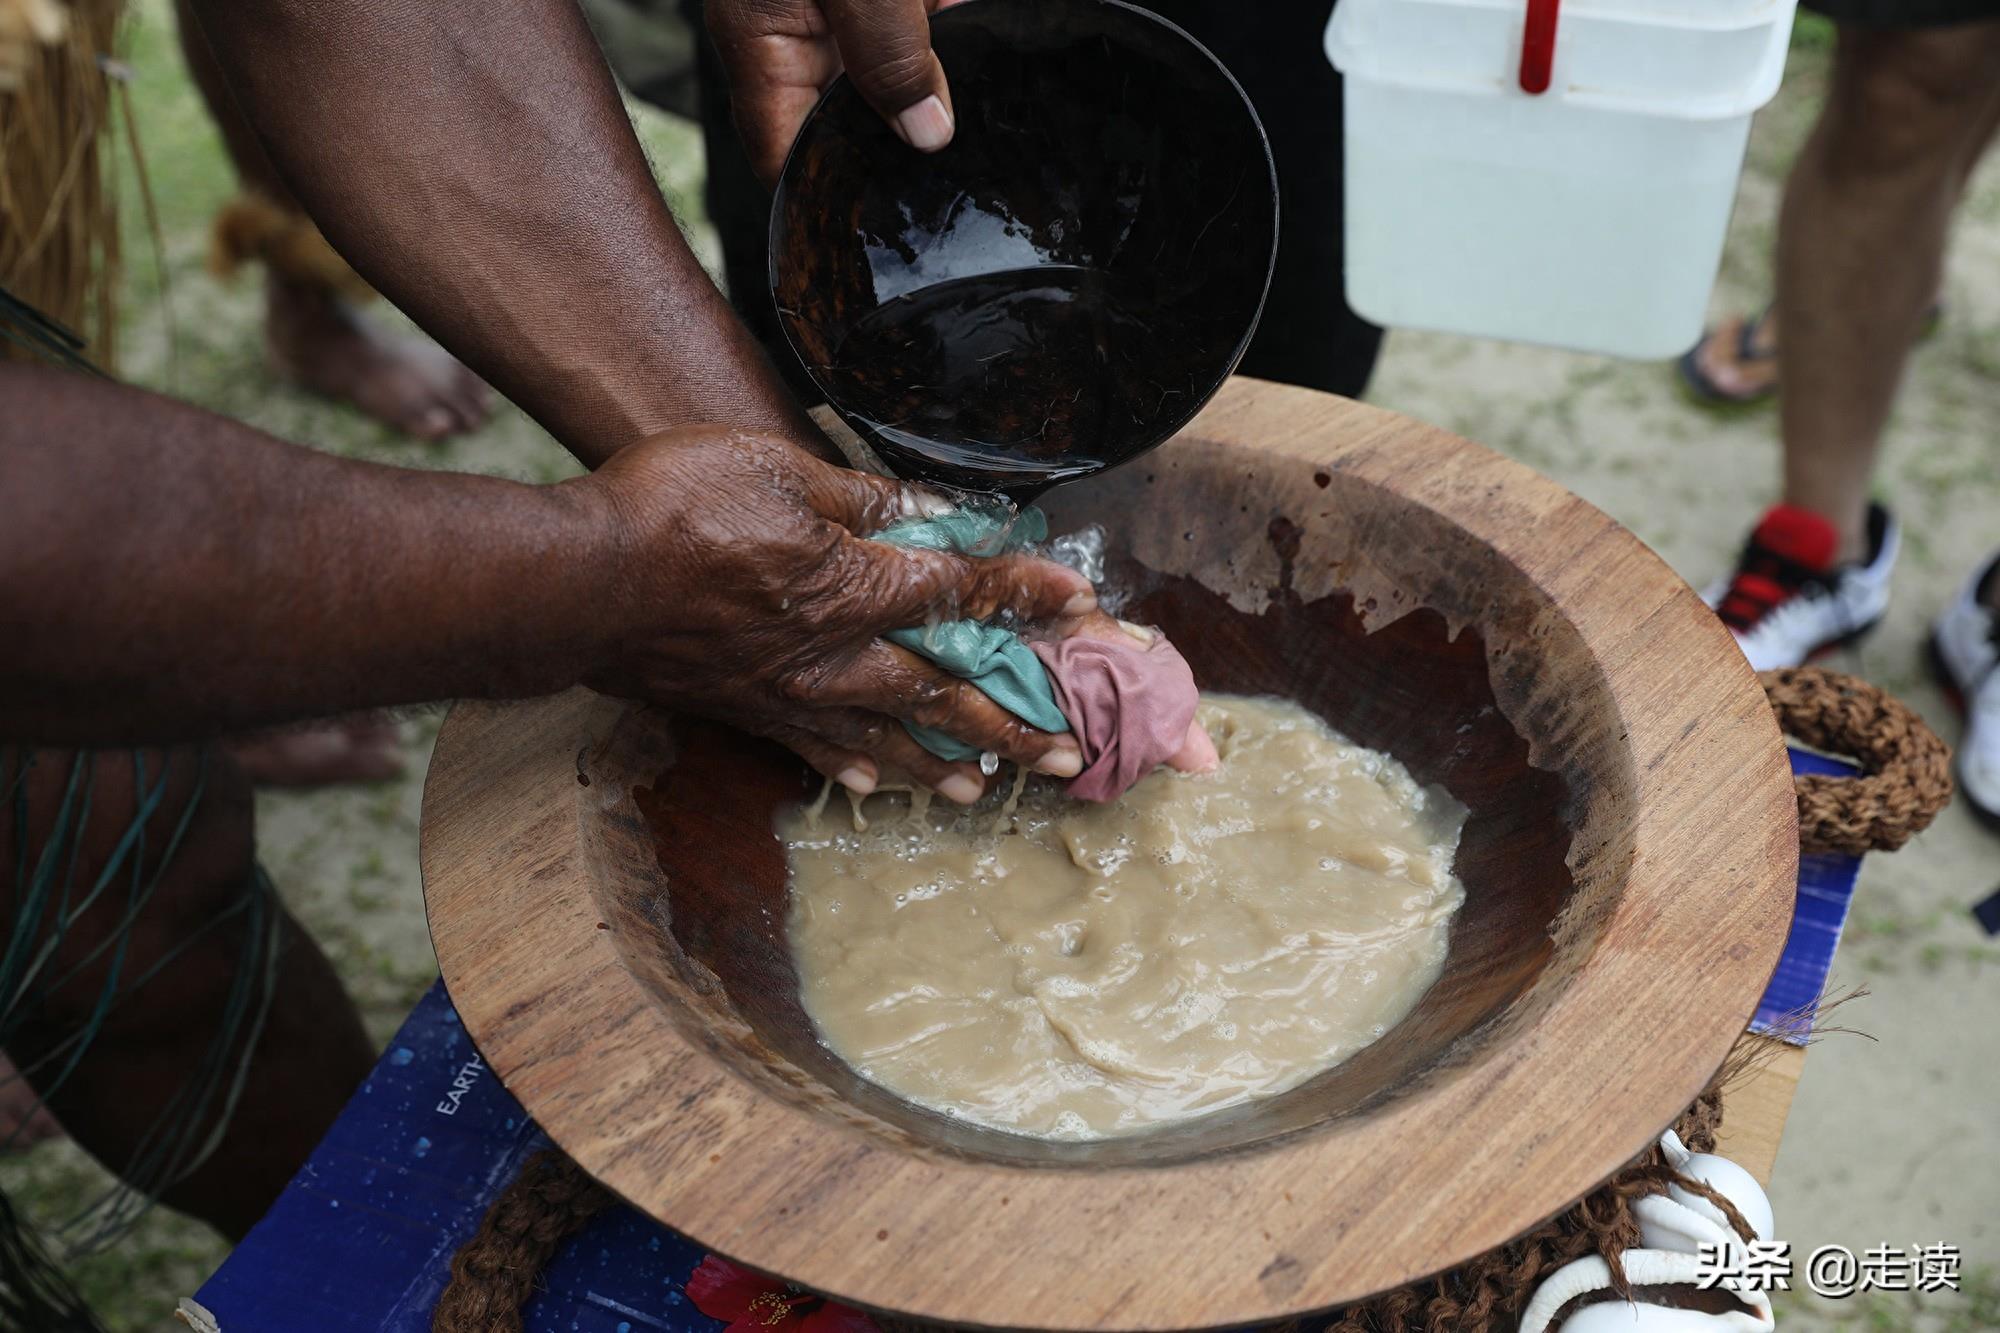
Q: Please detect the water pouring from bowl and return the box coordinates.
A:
[769,0,1279,503]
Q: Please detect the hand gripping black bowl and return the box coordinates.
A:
[769,0,1279,501]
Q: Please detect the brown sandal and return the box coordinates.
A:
[1678,301,1945,410]
[1678,307,1782,408]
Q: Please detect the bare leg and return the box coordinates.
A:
[1777,21,2000,562]
[1681,71,1994,407]
[224,712,405,788]
[0,1051,63,1150]
[0,747,373,1239]
[172,0,491,442]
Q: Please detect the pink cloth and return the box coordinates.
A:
[1030,634,1200,803]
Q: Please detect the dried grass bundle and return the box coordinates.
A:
[0,0,123,370]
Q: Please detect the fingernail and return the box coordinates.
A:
[1035,747,1083,778]
[938,773,983,805]
[896,95,954,153]
[1116,619,1155,645]
[835,765,876,796]
[1061,588,1098,617]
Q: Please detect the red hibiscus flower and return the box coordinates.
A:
[685,1255,878,1333]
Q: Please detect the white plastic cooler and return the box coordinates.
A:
[1325,0,1798,358]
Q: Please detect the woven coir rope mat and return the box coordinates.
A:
[434,667,1951,1333]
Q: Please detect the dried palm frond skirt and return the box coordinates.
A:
[0,0,124,370]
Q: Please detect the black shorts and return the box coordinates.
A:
[1803,0,2000,27]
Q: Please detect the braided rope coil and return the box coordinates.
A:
[1761,667,1953,856]
[431,1149,610,1333]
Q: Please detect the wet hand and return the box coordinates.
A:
[574,428,1090,801]
[705,0,962,187]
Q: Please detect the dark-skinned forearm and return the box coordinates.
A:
[181,0,828,468]
[0,366,612,745]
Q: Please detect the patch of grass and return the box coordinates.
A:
[2,1141,231,1329]
[1844,898,2000,976]
[1790,12,1838,54]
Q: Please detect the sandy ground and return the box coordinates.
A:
[2,7,1995,1330]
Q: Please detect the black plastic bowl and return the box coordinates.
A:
[769,0,1278,501]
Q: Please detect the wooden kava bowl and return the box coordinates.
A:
[420,377,1797,1331]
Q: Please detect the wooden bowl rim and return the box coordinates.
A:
[420,378,1796,1330]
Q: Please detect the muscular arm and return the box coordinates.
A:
[0,364,609,744]
[2,365,1089,797]
[181,0,826,468]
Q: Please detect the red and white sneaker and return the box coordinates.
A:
[1704,504,1900,671]
[1927,552,2000,828]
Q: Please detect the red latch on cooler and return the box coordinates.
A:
[1519,0,1560,94]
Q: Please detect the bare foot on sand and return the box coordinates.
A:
[0,1055,61,1152]
[226,713,406,788]
[266,278,491,442]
